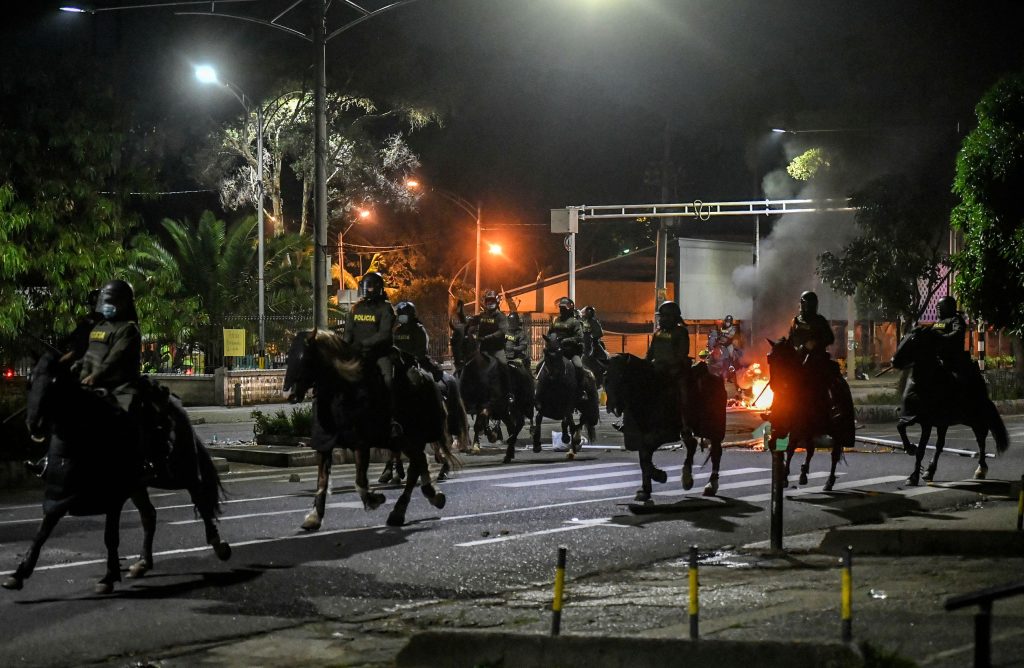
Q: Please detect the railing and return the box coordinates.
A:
[944,580,1024,667]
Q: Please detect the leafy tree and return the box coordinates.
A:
[817,175,950,330]
[950,73,1024,377]
[787,147,832,182]
[131,211,314,367]
[0,66,151,353]
[204,84,437,236]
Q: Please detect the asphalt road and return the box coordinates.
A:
[1,411,1022,667]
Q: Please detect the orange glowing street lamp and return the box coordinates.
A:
[487,243,503,256]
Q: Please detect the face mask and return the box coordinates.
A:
[100,304,118,319]
[397,315,409,325]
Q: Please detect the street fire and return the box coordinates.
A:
[750,378,773,409]
[734,362,772,409]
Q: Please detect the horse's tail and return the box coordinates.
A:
[446,377,471,460]
[193,434,226,516]
[985,400,1010,454]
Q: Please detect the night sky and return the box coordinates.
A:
[4,1,1024,289]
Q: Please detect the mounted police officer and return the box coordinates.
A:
[393,300,442,380]
[931,295,985,396]
[581,305,608,363]
[646,300,691,381]
[474,290,512,402]
[717,314,738,364]
[342,271,401,438]
[547,296,585,388]
[505,311,531,371]
[788,291,837,416]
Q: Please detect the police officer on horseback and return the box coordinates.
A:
[342,271,402,438]
[393,300,443,381]
[581,305,608,362]
[505,311,531,371]
[789,291,834,354]
[931,295,985,395]
[547,296,585,387]
[472,289,513,402]
[717,315,739,365]
[647,301,691,378]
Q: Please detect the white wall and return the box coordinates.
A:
[676,238,754,321]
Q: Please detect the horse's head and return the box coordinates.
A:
[603,354,630,416]
[892,325,933,370]
[282,329,361,403]
[24,351,65,442]
[764,337,802,390]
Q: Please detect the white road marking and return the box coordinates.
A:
[456,517,628,547]
[739,475,909,503]
[495,468,676,488]
[572,467,766,492]
[441,461,635,485]
[169,501,365,524]
[652,470,833,496]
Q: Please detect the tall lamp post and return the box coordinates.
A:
[407,181,483,311]
[195,64,267,366]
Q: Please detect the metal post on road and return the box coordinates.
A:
[841,545,853,642]
[769,428,785,551]
[688,545,700,640]
[1016,474,1023,531]
[551,546,567,636]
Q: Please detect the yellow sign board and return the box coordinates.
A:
[223,329,246,357]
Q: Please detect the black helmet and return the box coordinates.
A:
[359,272,385,301]
[657,301,682,321]
[557,296,575,317]
[508,312,522,329]
[97,279,136,321]
[483,290,500,311]
[723,314,733,326]
[582,305,595,319]
[937,295,957,319]
[799,290,819,315]
[396,301,417,319]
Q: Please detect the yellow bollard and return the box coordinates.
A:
[688,545,699,640]
[551,546,567,636]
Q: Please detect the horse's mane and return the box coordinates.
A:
[313,330,362,382]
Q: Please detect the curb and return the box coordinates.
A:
[395,631,864,668]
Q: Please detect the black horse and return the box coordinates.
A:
[282,330,452,530]
[3,351,230,594]
[764,338,855,491]
[604,354,727,503]
[531,334,600,459]
[453,329,530,457]
[892,326,1009,485]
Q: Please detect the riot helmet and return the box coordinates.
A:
[483,290,500,312]
[723,314,733,327]
[582,305,595,320]
[396,300,417,325]
[97,280,137,322]
[557,296,575,318]
[937,295,957,319]
[656,300,682,328]
[508,312,522,330]
[799,291,819,316]
[359,272,385,301]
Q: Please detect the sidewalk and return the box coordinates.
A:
[123,493,1024,668]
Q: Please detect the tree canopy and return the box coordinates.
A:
[950,73,1024,335]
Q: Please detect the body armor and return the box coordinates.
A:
[342,298,395,358]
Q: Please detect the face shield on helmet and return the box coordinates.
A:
[508,313,522,330]
[483,290,500,312]
[656,301,681,328]
[723,315,733,327]
[359,272,385,301]
[557,297,574,318]
[396,300,416,325]
[582,306,595,320]
[97,280,135,321]
[799,291,818,316]
[937,296,957,319]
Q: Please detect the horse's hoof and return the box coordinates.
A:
[586,425,596,443]
[651,467,668,484]
[301,510,323,531]
[386,510,406,527]
[437,466,450,481]
[682,463,694,491]
[903,443,917,456]
[94,578,117,595]
[974,465,988,480]
[2,576,23,591]
[213,541,232,561]
[362,492,386,511]
[561,431,570,444]
[127,559,152,578]
[703,475,719,497]
[823,475,836,492]
[566,451,576,461]
[532,442,542,453]
[906,472,920,487]
[798,467,809,486]
[634,490,652,503]
[430,492,447,509]
[471,443,481,454]
[378,471,393,484]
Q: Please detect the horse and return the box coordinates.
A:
[892,326,1009,485]
[582,338,609,390]
[282,330,452,530]
[530,334,600,459]
[763,338,855,491]
[454,329,529,459]
[3,351,230,594]
[604,354,727,503]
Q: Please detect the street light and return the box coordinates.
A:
[336,207,373,309]
[407,181,484,311]
[195,64,267,366]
